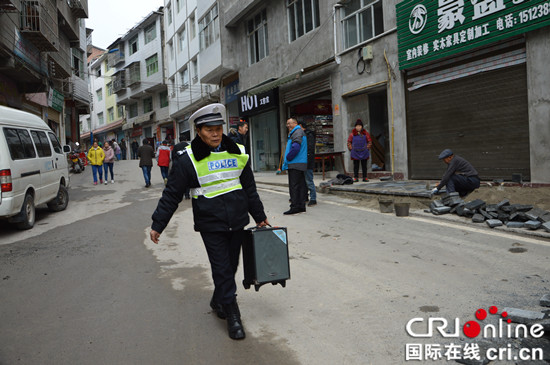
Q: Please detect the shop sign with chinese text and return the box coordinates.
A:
[397,0,550,69]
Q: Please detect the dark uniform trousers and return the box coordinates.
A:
[200,230,246,305]
[288,168,307,209]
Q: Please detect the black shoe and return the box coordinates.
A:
[284,208,305,215]
[185,195,191,200]
[145,183,151,188]
[308,200,317,206]
[222,300,245,340]
[210,297,226,319]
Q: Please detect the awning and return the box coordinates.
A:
[247,72,300,96]
[90,118,125,135]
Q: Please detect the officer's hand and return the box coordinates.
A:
[256,219,270,228]
[150,230,161,244]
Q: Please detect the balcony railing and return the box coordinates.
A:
[108,50,125,68]
[20,0,58,51]
[112,71,126,93]
[126,62,141,87]
[68,0,87,18]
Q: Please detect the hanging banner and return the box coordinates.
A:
[397,0,550,69]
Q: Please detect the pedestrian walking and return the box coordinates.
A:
[156,140,171,185]
[103,141,115,184]
[112,139,121,161]
[432,149,480,197]
[87,140,105,185]
[138,139,155,188]
[282,117,308,215]
[299,121,317,206]
[228,120,249,153]
[150,103,269,340]
[131,139,139,160]
[120,138,127,160]
[347,119,372,182]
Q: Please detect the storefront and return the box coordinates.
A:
[238,88,280,172]
[396,0,550,181]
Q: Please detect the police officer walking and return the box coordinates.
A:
[149,103,269,340]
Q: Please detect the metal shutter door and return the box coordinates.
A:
[407,64,530,181]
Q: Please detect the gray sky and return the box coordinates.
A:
[86,0,164,50]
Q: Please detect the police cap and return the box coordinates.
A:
[438,149,453,159]
[190,103,226,127]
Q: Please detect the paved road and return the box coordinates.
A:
[1,160,549,364]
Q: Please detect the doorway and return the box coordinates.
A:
[249,110,279,172]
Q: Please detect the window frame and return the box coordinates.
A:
[159,90,168,108]
[247,9,269,65]
[199,4,219,51]
[340,0,384,50]
[146,54,159,76]
[143,97,153,113]
[129,35,139,55]
[96,88,103,101]
[128,103,138,118]
[144,23,157,44]
[4,127,36,160]
[287,0,320,42]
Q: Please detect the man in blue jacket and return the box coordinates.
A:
[282,117,308,215]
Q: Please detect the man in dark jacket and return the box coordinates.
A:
[131,139,139,159]
[150,103,269,340]
[433,149,480,197]
[137,139,154,187]
[299,121,317,206]
[228,120,249,153]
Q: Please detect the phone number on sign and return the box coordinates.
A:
[518,2,550,23]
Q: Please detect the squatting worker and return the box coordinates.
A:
[432,149,480,197]
[149,103,269,340]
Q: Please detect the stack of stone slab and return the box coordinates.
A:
[429,193,550,231]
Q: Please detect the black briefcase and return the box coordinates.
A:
[242,226,290,292]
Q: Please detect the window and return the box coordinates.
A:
[117,105,124,118]
[341,0,384,49]
[167,5,172,25]
[107,82,113,96]
[72,48,84,78]
[143,97,153,113]
[191,59,198,84]
[146,54,159,76]
[98,112,104,125]
[108,107,114,122]
[96,65,101,77]
[96,88,103,101]
[4,128,36,160]
[129,36,139,55]
[190,13,196,39]
[145,23,157,44]
[176,0,180,13]
[287,0,320,41]
[47,132,62,154]
[128,103,138,118]
[180,67,189,88]
[30,131,51,157]
[178,27,186,53]
[199,4,219,51]
[247,9,269,65]
[159,91,168,108]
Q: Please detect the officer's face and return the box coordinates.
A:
[197,125,223,148]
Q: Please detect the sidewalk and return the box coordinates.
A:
[254,171,550,241]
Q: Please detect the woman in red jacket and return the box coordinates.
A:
[156,140,172,185]
[347,119,372,182]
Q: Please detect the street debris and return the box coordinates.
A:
[426,193,550,233]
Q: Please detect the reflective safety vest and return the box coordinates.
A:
[187,144,249,198]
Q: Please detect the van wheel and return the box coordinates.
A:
[47,185,69,212]
[16,194,35,230]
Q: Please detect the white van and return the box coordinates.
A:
[0,105,70,230]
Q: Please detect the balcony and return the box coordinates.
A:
[48,51,71,79]
[20,0,58,52]
[126,61,141,87]
[112,70,126,93]
[108,49,125,68]
[68,0,87,18]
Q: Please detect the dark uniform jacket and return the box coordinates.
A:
[151,134,267,233]
[438,155,479,189]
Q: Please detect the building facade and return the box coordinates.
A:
[0,0,90,144]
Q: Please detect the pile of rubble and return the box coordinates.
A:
[428,193,550,232]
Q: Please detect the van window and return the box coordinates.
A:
[31,130,52,157]
[47,132,62,154]
[4,128,37,160]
